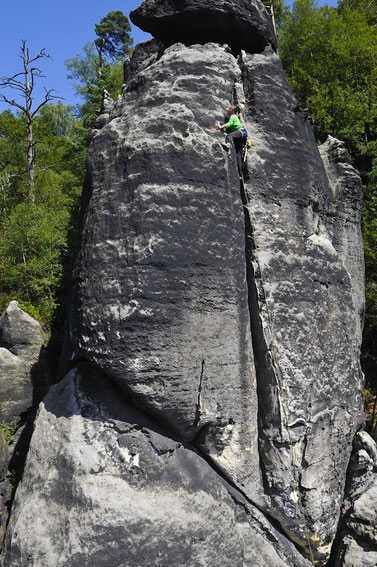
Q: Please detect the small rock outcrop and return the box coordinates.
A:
[130,0,277,54]
[333,431,377,566]
[1,0,374,565]
[0,302,48,422]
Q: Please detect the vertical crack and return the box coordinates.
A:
[236,51,317,562]
[194,359,205,427]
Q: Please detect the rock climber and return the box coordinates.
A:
[212,106,248,174]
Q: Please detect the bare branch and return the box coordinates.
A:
[29,48,52,65]
[30,68,46,78]
[2,40,58,202]
[0,83,26,95]
[0,72,26,84]
[6,164,56,179]
[32,88,64,117]
[0,93,26,113]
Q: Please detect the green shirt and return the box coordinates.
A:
[224,114,242,132]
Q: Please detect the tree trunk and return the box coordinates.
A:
[26,113,34,202]
[23,42,35,202]
[97,38,105,78]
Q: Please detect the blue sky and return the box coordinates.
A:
[1,0,337,114]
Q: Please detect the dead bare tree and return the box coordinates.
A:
[0,40,62,202]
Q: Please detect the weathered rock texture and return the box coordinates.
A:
[333,431,377,566]
[319,135,365,341]
[1,364,313,567]
[130,0,277,54]
[72,41,263,505]
[1,1,371,565]
[0,431,7,545]
[240,48,365,563]
[0,302,48,422]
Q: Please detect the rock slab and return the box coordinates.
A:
[333,431,377,566]
[1,365,313,567]
[71,42,262,503]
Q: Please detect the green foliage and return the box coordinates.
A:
[0,104,85,327]
[66,46,124,144]
[1,200,69,324]
[338,0,377,26]
[66,11,133,145]
[279,0,377,144]
[1,12,133,330]
[0,419,20,445]
[278,0,377,390]
[94,10,133,61]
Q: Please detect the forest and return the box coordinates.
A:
[0,1,376,432]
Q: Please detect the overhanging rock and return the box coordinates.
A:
[130,0,277,53]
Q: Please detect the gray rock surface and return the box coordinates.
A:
[123,38,163,87]
[0,302,48,422]
[70,41,364,565]
[333,431,377,566]
[1,7,368,566]
[319,135,365,342]
[0,430,8,546]
[130,0,277,54]
[0,433,7,473]
[72,42,262,504]
[240,47,365,563]
[1,364,313,567]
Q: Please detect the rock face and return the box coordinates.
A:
[1,0,371,565]
[240,48,365,562]
[333,431,377,566]
[319,135,365,341]
[0,430,8,544]
[1,364,313,567]
[130,0,277,54]
[0,302,48,422]
[71,40,262,504]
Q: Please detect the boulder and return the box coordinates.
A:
[68,40,366,564]
[130,0,277,54]
[1,364,313,567]
[0,302,48,422]
[0,301,44,357]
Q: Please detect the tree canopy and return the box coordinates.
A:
[66,11,133,145]
[95,10,133,69]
